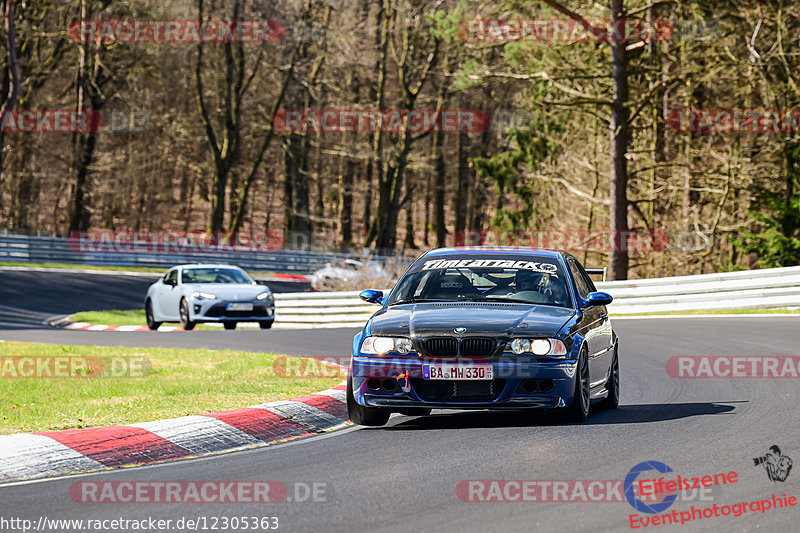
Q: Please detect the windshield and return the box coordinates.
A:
[181,267,252,284]
[387,255,572,308]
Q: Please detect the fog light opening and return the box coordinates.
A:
[382,379,398,391]
[522,380,539,393]
[366,379,381,391]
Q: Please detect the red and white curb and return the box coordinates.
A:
[60,321,182,332]
[0,379,350,484]
[50,317,328,332]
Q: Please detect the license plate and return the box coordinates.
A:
[226,303,253,311]
[423,364,493,380]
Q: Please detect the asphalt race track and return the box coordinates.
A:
[1,270,799,532]
[0,269,310,330]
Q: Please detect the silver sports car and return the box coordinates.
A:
[145,264,275,330]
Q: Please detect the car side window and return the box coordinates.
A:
[164,269,177,284]
[575,261,597,293]
[568,259,590,299]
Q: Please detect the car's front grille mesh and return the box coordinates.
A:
[419,336,496,357]
[422,337,458,357]
[411,379,505,401]
[460,338,495,357]
[205,304,268,318]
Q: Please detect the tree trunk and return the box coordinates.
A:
[454,129,469,238]
[608,0,630,280]
[364,0,389,246]
[403,171,415,249]
[284,133,311,236]
[434,129,446,247]
[0,0,21,171]
[339,154,355,245]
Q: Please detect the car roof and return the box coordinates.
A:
[420,247,565,260]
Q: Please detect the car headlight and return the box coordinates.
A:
[506,338,567,357]
[361,336,413,355]
[192,291,217,300]
[256,291,272,300]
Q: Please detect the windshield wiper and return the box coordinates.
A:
[476,297,553,305]
[388,298,450,306]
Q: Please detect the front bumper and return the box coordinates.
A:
[190,300,275,323]
[351,356,578,410]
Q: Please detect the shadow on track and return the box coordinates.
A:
[376,401,741,431]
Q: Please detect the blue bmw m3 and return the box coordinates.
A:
[347,248,619,426]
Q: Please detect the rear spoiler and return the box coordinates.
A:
[584,267,607,282]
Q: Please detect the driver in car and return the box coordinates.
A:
[513,270,569,306]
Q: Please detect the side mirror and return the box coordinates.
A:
[164,278,176,287]
[581,291,613,308]
[359,289,384,304]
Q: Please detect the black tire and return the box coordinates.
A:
[179,299,196,331]
[145,300,161,331]
[398,408,431,417]
[223,322,237,330]
[566,346,590,422]
[598,344,620,410]
[347,373,390,426]
[259,321,273,330]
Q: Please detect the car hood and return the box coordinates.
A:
[184,283,268,300]
[368,302,575,338]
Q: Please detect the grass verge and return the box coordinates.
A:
[0,341,342,434]
[71,309,148,325]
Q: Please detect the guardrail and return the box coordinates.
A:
[273,266,800,328]
[0,233,397,275]
[599,265,800,314]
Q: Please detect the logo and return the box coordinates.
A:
[454,327,467,334]
[624,461,678,514]
[753,445,793,482]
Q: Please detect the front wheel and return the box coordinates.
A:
[179,299,196,331]
[598,344,620,410]
[566,347,590,422]
[223,322,237,330]
[145,301,161,331]
[347,374,390,426]
[259,321,273,330]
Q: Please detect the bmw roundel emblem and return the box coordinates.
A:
[454,327,467,334]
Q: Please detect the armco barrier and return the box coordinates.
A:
[273,266,800,327]
[600,265,800,314]
[0,233,403,275]
[274,291,380,328]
